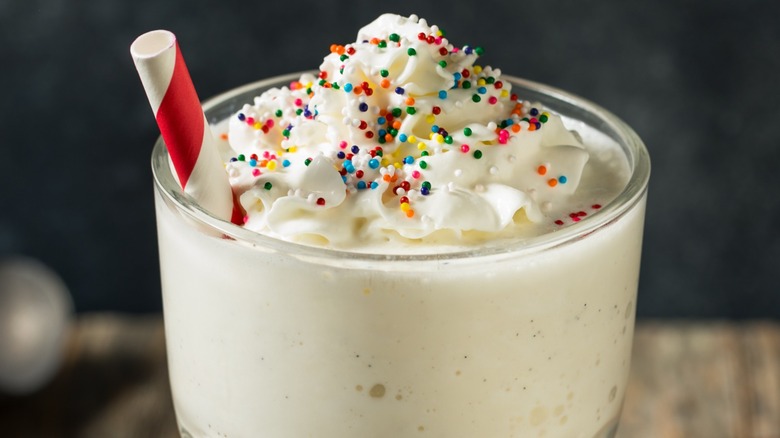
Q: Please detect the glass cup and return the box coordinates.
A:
[152,72,650,438]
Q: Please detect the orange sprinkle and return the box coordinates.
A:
[406,209,415,218]
[405,97,415,105]
[260,159,269,167]
[370,37,380,45]
[547,178,558,187]
[392,120,402,130]
[329,44,338,53]
[353,86,363,95]
[219,133,228,140]
[537,165,547,175]
[380,79,390,88]
[528,124,537,132]
[379,108,388,116]
[390,175,398,182]
[384,134,394,142]
[511,124,521,133]
[323,83,332,88]
[383,174,392,182]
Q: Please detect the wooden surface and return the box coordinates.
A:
[1,315,779,438]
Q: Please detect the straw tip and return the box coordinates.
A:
[131,30,177,59]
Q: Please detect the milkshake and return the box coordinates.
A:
[152,14,649,438]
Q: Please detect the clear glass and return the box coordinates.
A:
[152,73,649,438]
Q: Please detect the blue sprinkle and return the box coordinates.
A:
[431,124,439,133]
[453,72,462,81]
[378,129,387,137]
[368,159,380,169]
[530,108,539,116]
[337,151,346,159]
[535,122,542,130]
[249,159,257,167]
[370,181,379,189]
[558,176,568,184]
[395,87,405,95]
[351,145,360,154]
[477,86,487,94]
[398,133,408,142]
[438,90,448,99]
[230,157,237,162]
[464,46,473,55]
[359,102,368,112]
[420,186,430,196]
[344,83,353,92]
[404,156,414,165]
[505,119,514,126]
[237,113,246,121]
[342,175,348,183]
[357,180,367,190]
[282,159,291,167]
[377,116,386,125]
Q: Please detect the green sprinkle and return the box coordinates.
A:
[392,108,402,117]
[378,136,386,144]
[282,129,290,137]
[421,181,432,190]
[332,83,340,90]
[237,154,245,161]
[306,87,312,94]
[340,54,349,61]
[438,60,447,68]
[421,151,429,156]
[406,107,416,115]
[378,40,387,48]
[464,127,473,136]
[407,48,417,56]
[304,158,312,166]
[389,33,400,42]
[444,136,453,144]
[376,149,384,157]
[473,150,483,159]
[264,182,273,190]
[296,109,303,115]
[380,69,389,78]
[540,114,549,123]
[462,81,471,89]
[318,79,326,86]
[275,109,283,117]
[472,94,481,103]
[419,161,428,169]
[475,46,484,56]
[389,128,398,136]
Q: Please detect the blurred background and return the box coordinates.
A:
[1,0,779,319]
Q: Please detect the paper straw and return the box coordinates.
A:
[131,30,244,225]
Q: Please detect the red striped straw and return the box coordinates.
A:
[131,30,244,225]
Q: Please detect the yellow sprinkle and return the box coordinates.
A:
[407,135,417,143]
[425,114,436,124]
[400,202,411,212]
[435,29,443,36]
[542,112,550,117]
[305,81,313,88]
[429,132,435,140]
[477,78,486,86]
[253,122,262,130]
[276,149,285,156]
[417,142,426,150]
[267,160,277,171]
[473,65,482,74]
[288,146,298,153]
[434,134,444,144]
[393,162,402,169]
[381,158,390,167]
[500,90,509,98]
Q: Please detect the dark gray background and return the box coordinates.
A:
[1,0,778,317]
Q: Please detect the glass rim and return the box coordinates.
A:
[151,71,650,263]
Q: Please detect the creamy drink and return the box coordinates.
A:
[152,14,649,438]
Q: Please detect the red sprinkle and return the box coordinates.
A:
[316,197,326,206]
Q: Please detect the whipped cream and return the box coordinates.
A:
[222,13,599,249]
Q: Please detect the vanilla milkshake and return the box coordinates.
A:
[152,14,649,438]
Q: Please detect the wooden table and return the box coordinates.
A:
[2,315,779,437]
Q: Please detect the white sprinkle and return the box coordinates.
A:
[541,201,552,213]
[454,169,462,177]
[507,154,516,163]
[474,184,485,192]
[307,193,316,203]
[489,166,498,175]
[396,188,407,196]
[351,119,361,128]
[487,122,497,131]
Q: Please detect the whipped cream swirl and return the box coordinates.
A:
[224,13,589,248]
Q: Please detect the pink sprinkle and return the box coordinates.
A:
[246,117,255,125]
[529,117,538,124]
[498,137,508,145]
[252,169,261,177]
[263,151,271,158]
[243,215,249,224]
[488,96,498,105]
[461,144,470,153]
[451,47,460,53]
[434,36,443,44]
[572,216,581,222]
[339,140,348,149]
[412,170,421,179]
[266,119,274,128]
[294,98,303,107]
